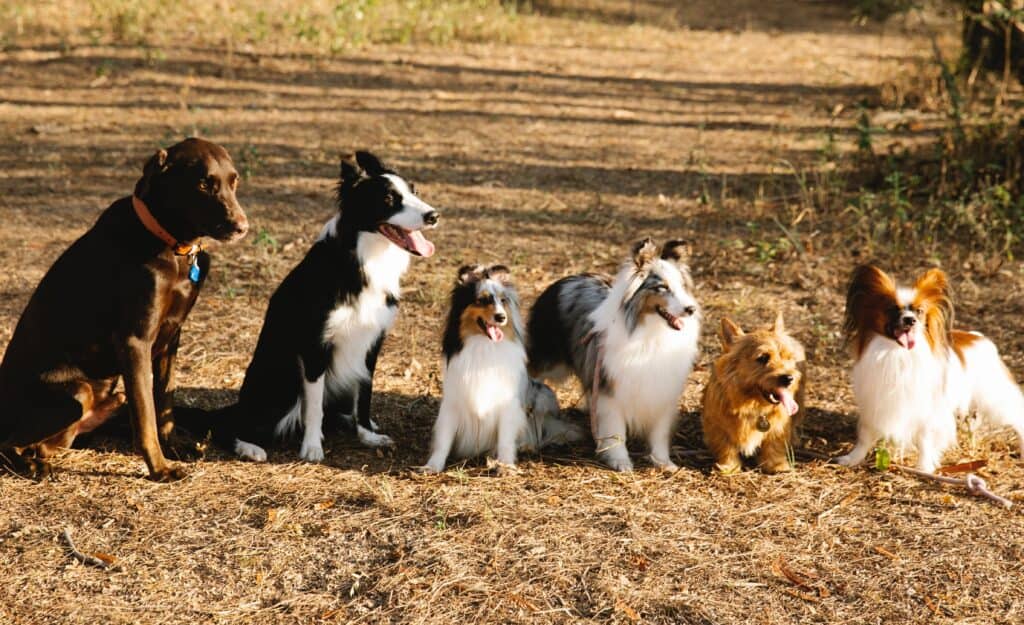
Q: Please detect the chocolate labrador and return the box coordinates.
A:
[0,137,248,480]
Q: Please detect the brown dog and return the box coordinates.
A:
[0,138,247,480]
[701,313,806,474]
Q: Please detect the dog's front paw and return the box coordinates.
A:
[299,441,325,463]
[653,460,680,473]
[761,461,793,474]
[833,453,858,467]
[487,458,521,477]
[149,463,188,482]
[357,426,394,448]
[604,456,634,472]
[714,461,742,475]
[234,440,268,462]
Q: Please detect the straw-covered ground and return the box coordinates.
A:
[2,2,1024,623]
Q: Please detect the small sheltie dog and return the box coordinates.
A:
[701,313,806,474]
[527,238,700,472]
[837,264,1024,472]
[423,265,582,474]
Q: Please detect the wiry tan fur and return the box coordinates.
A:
[701,313,806,474]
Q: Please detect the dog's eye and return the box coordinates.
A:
[655,285,668,293]
[756,354,770,365]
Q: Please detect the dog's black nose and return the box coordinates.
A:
[423,211,439,226]
[682,305,697,316]
[901,315,917,327]
[494,312,507,324]
[778,374,794,387]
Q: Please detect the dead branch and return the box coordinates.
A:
[61,528,112,569]
[893,465,1013,509]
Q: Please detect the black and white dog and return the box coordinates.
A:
[422,265,582,474]
[527,238,700,472]
[195,151,438,461]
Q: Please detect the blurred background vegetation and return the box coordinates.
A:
[4,0,1024,260]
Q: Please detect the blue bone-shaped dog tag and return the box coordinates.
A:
[189,258,201,283]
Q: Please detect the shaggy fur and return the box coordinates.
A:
[424,265,582,474]
[701,313,806,474]
[527,238,700,472]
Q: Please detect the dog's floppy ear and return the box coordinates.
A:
[773,311,786,334]
[719,317,744,348]
[134,149,168,198]
[660,239,691,267]
[355,150,389,177]
[486,264,512,285]
[458,264,485,285]
[631,237,658,271]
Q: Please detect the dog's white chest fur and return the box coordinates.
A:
[851,335,953,450]
[323,233,408,393]
[442,336,528,457]
[601,314,700,430]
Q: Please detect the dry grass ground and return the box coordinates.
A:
[2,2,1024,623]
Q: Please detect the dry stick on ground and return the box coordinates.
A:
[893,465,1013,509]
[61,528,112,569]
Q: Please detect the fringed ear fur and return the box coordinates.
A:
[457,264,485,285]
[632,237,658,271]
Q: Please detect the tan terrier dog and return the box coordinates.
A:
[701,313,806,474]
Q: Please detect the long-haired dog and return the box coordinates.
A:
[183,151,438,462]
[837,264,1024,472]
[701,313,806,474]
[423,265,582,474]
[527,238,700,472]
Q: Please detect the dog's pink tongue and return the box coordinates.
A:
[778,388,799,416]
[669,315,685,330]
[406,230,435,257]
[486,325,504,342]
[896,331,914,349]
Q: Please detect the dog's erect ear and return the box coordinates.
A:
[632,237,658,271]
[355,151,389,177]
[486,264,512,285]
[458,264,485,285]
[914,267,949,299]
[134,149,168,198]
[773,311,786,334]
[339,153,366,187]
[660,239,691,267]
[719,317,744,348]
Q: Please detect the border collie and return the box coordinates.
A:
[422,264,582,474]
[837,264,1024,472]
[195,151,438,462]
[527,238,700,472]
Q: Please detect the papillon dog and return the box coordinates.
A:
[527,238,700,472]
[837,264,1024,472]
[423,265,582,474]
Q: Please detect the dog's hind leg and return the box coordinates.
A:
[355,335,385,436]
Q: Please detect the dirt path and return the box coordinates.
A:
[2,3,1023,624]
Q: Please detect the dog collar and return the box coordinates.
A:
[132,195,200,257]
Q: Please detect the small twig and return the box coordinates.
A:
[61,528,111,569]
[893,465,1013,509]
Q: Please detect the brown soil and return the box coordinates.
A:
[2,3,1023,624]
